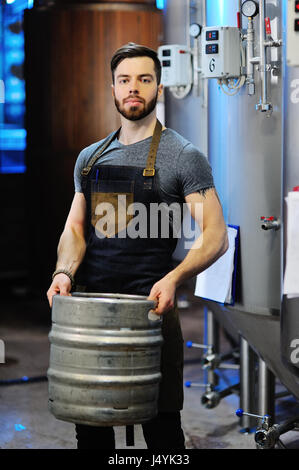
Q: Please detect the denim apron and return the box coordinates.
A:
[76,120,184,411]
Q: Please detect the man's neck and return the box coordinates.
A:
[118,112,164,146]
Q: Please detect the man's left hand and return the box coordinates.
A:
[147,276,177,315]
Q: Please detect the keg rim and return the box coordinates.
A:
[65,292,156,306]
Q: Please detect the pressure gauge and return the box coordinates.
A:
[189,23,202,38]
[241,0,259,18]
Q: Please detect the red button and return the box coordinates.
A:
[295,19,299,31]
[296,1,299,12]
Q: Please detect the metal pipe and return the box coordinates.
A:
[276,416,299,436]
[193,34,199,95]
[274,390,291,399]
[240,337,256,430]
[239,0,243,31]
[259,0,267,105]
[201,383,240,409]
[220,348,239,362]
[202,0,208,110]
[204,308,219,387]
[202,0,206,27]
[246,17,255,95]
[258,356,276,425]
[186,0,191,50]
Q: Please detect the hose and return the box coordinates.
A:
[0,375,47,386]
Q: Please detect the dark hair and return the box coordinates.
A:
[111,43,161,85]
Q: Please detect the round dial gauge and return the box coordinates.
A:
[241,0,259,18]
[189,23,202,38]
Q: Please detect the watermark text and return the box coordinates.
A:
[290,338,299,365]
[92,198,203,249]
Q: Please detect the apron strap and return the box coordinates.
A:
[81,119,163,179]
[80,128,121,177]
[143,119,163,177]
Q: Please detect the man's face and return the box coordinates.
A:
[112,56,163,121]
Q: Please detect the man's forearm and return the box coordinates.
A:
[165,226,228,288]
[56,225,86,275]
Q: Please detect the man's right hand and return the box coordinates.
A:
[47,273,72,308]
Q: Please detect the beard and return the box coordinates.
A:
[114,92,158,121]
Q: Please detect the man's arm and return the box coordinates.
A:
[148,188,228,315]
[47,192,87,307]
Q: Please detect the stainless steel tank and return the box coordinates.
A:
[164,0,299,398]
[280,0,299,378]
[47,293,163,426]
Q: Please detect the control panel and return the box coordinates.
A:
[201,26,241,79]
[158,45,192,87]
[287,0,299,66]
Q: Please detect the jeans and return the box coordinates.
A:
[75,411,185,450]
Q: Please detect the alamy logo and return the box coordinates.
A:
[0,80,4,104]
[290,79,299,104]
[290,339,299,365]
[0,339,5,363]
[92,199,203,249]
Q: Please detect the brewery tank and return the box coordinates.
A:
[280,0,299,378]
[163,0,299,397]
[165,0,282,315]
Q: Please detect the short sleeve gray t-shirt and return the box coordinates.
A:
[74,128,214,203]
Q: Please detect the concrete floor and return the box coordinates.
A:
[1,283,299,450]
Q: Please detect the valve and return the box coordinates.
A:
[235,409,279,449]
[260,216,280,231]
[255,424,280,449]
[201,353,221,370]
[235,408,270,424]
[201,390,221,409]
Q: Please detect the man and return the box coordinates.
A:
[47,43,228,449]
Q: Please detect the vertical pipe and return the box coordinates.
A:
[186,0,191,49]
[203,0,207,27]
[258,357,275,425]
[259,0,267,105]
[239,0,243,31]
[246,17,255,94]
[204,308,219,387]
[239,336,256,431]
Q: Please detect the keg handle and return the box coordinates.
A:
[148,310,162,321]
[148,300,161,322]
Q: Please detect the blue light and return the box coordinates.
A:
[1,0,28,173]
[15,424,26,431]
[156,0,164,10]
[218,0,225,24]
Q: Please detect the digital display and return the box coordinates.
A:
[296,0,299,13]
[295,19,299,31]
[162,49,171,57]
[162,60,171,67]
[206,44,219,54]
[206,30,219,41]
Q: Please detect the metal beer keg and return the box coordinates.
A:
[47,293,163,426]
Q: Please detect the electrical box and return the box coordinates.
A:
[158,45,192,87]
[287,0,299,67]
[201,26,241,79]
